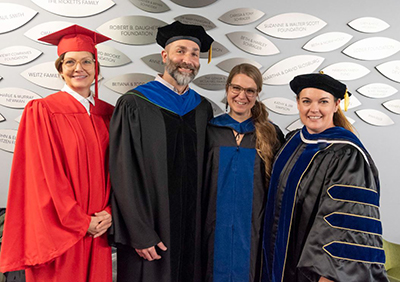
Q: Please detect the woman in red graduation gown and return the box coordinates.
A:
[0,25,114,282]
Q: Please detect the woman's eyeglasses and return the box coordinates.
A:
[228,83,258,98]
[62,58,95,70]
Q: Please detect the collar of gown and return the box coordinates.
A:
[210,113,255,134]
[61,84,95,115]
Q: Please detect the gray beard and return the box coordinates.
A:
[165,58,199,86]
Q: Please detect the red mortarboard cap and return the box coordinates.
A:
[38,24,110,56]
[38,25,110,98]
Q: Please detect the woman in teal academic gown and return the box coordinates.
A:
[203,64,283,282]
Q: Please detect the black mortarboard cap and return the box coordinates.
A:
[290,72,351,100]
[156,21,214,53]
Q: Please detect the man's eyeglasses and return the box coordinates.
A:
[228,83,258,98]
[62,58,95,70]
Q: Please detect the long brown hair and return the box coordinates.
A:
[226,63,280,179]
[333,103,355,133]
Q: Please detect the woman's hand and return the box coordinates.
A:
[87,210,112,238]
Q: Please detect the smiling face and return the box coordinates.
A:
[59,51,95,97]
[297,87,340,134]
[227,73,258,122]
[161,39,200,88]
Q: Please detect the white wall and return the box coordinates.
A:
[1,0,399,243]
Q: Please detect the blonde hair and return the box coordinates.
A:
[226,64,280,179]
[334,106,355,133]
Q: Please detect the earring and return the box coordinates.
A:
[225,101,229,112]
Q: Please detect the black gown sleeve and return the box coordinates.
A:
[108,95,161,249]
[297,144,388,282]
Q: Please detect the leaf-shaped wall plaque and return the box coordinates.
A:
[343,37,400,61]
[0,46,42,66]
[31,0,115,17]
[104,73,155,94]
[217,58,262,73]
[21,62,63,90]
[376,61,400,83]
[15,115,21,123]
[174,14,216,30]
[170,0,217,8]
[262,97,298,115]
[382,99,400,115]
[129,0,169,13]
[356,109,394,126]
[303,32,353,53]
[0,3,38,34]
[200,41,229,59]
[205,98,224,116]
[97,16,167,45]
[226,31,279,56]
[286,119,303,131]
[348,17,390,33]
[141,53,164,73]
[0,88,41,109]
[321,62,370,81]
[97,45,132,67]
[257,13,326,39]
[262,55,325,85]
[339,94,362,110]
[219,8,265,26]
[0,129,18,153]
[193,74,228,91]
[25,21,74,44]
[357,83,398,99]
[346,116,356,125]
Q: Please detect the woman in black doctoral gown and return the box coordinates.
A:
[262,73,388,282]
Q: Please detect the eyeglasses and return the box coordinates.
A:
[228,83,258,98]
[61,58,96,70]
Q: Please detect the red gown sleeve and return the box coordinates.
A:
[0,100,91,272]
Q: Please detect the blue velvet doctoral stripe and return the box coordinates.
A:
[325,213,382,235]
[214,146,256,282]
[272,143,321,282]
[210,114,255,134]
[262,126,381,282]
[134,81,201,116]
[324,242,386,264]
[262,131,302,282]
[328,185,379,207]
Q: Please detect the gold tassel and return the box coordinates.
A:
[208,44,212,64]
[344,90,350,111]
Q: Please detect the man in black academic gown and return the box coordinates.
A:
[108,21,214,282]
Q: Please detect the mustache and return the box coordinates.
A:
[176,63,196,71]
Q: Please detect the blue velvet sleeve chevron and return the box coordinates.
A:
[296,143,388,282]
[327,185,379,207]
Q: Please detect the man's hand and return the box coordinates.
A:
[135,242,167,261]
[319,277,333,282]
